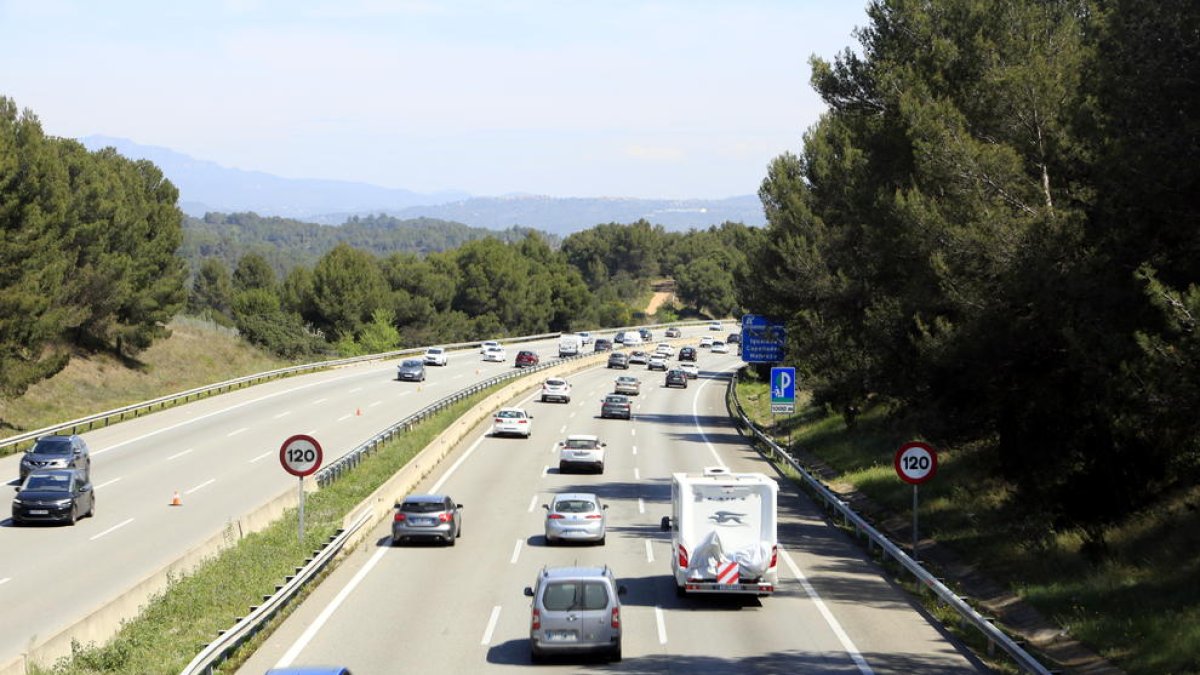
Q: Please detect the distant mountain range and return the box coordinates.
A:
[80,136,765,235]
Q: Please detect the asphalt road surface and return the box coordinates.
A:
[237,351,984,674]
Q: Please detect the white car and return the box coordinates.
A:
[557,435,606,473]
[424,347,449,366]
[655,343,674,357]
[680,363,699,379]
[577,331,593,345]
[647,355,668,371]
[540,378,572,403]
[708,321,722,331]
[699,336,714,348]
[482,346,507,362]
[492,408,533,437]
[479,340,501,354]
[711,341,729,354]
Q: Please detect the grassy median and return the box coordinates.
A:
[734,369,1200,675]
[31,389,495,675]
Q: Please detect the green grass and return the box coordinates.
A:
[31,389,494,675]
[736,373,1200,675]
[0,316,291,439]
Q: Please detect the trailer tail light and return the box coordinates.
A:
[393,513,406,522]
[770,545,778,568]
[677,545,689,568]
[531,608,540,630]
[611,606,620,629]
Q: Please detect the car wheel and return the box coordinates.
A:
[598,535,606,546]
[531,647,545,664]
[87,497,95,518]
[558,462,567,473]
[564,398,570,404]
[541,395,547,403]
[609,642,622,662]
[67,505,77,526]
[675,583,687,597]
[597,464,604,474]
[447,533,456,547]
[391,536,402,547]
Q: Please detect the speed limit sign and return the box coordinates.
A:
[280,434,323,477]
[894,441,937,485]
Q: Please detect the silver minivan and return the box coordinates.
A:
[524,566,626,662]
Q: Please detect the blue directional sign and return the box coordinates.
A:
[741,314,769,330]
[770,367,796,414]
[741,322,786,364]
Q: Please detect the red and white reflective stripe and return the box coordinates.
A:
[717,560,739,585]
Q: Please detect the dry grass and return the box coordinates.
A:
[0,316,289,436]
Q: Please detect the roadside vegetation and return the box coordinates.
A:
[30,386,497,675]
[736,372,1200,675]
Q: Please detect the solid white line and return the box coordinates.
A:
[89,517,134,541]
[337,414,352,421]
[481,605,502,645]
[692,376,727,467]
[429,435,486,494]
[227,427,247,437]
[510,539,523,564]
[167,448,193,461]
[273,411,291,419]
[94,477,122,490]
[276,546,388,668]
[645,539,654,562]
[655,606,668,644]
[528,494,539,512]
[781,549,874,674]
[249,451,273,463]
[638,497,645,514]
[186,478,216,495]
[369,400,383,408]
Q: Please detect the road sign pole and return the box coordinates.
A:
[298,478,305,543]
[912,485,919,562]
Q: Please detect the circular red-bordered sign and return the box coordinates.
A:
[894,441,937,485]
[279,434,323,477]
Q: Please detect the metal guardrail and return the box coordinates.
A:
[178,508,374,675]
[0,319,715,455]
[726,371,1052,675]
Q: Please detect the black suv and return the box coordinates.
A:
[20,435,91,482]
[726,332,741,345]
[593,338,613,352]
[678,347,697,362]
[12,469,95,525]
[607,352,629,369]
[665,370,688,388]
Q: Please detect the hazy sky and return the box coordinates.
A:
[1,1,867,199]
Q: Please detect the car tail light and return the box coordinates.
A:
[611,606,620,628]
[394,513,406,522]
[547,514,564,519]
[438,513,453,523]
[494,418,502,424]
[677,545,689,568]
[770,545,778,568]
[585,514,602,519]
[518,419,527,424]
[531,608,541,630]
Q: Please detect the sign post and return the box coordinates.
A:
[280,434,323,543]
[894,441,937,562]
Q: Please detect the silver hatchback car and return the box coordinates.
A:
[544,492,607,545]
[392,494,462,546]
[524,565,626,663]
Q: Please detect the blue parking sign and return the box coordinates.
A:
[770,367,796,414]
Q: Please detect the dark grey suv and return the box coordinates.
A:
[606,352,629,369]
[12,469,95,526]
[20,435,91,482]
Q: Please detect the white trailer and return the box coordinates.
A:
[557,333,582,357]
[660,467,779,596]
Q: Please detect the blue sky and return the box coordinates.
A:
[1,1,868,199]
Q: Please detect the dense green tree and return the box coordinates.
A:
[189,257,234,324]
[309,243,389,341]
[232,253,277,293]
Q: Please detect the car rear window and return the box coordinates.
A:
[563,439,597,449]
[545,379,566,387]
[553,499,597,513]
[605,396,627,404]
[542,581,610,611]
[400,501,445,513]
[496,410,525,419]
[31,439,72,456]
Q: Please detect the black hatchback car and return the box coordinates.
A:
[678,347,697,362]
[12,469,95,526]
[19,435,91,482]
[665,370,688,388]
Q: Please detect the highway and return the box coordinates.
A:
[237,351,984,674]
[0,333,585,666]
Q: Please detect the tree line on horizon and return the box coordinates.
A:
[737,0,1199,546]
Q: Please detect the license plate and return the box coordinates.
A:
[545,630,576,642]
[714,584,744,591]
[412,517,434,525]
[572,451,589,457]
[28,509,49,515]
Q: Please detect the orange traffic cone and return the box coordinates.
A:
[170,490,182,507]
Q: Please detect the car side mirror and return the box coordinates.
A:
[542,504,549,510]
[13,487,20,493]
[660,516,671,531]
[617,585,628,596]
[524,587,535,597]
[602,504,609,510]
[456,504,464,509]
[80,484,92,492]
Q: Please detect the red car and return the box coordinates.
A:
[515,350,540,368]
